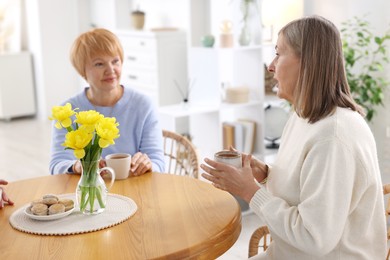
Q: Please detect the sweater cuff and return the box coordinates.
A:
[249,187,273,210]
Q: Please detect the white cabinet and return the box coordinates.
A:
[159,46,265,160]
[115,30,188,106]
[0,52,36,120]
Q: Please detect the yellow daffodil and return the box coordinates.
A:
[96,117,120,148]
[75,110,103,133]
[49,103,77,129]
[62,128,93,159]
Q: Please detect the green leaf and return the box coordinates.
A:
[375,36,382,44]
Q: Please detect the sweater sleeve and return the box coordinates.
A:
[137,99,165,172]
[250,138,361,256]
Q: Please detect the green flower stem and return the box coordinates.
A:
[79,157,103,213]
[89,186,95,213]
[96,186,105,208]
[80,186,88,212]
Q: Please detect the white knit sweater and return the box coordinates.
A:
[250,107,387,259]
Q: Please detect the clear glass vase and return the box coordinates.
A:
[239,21,251,46]
[76,160,115,215]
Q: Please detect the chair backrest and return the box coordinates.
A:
[384,184,390,260]
[248,225,271,257]
[162,130,199,178]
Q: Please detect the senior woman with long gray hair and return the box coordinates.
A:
[201,15,387,259]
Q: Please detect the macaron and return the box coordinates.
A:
[31,203,48,216]
[58,199,74,211]
[49,203,65,215]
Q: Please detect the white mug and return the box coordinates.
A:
[214,150,242,168]
[105,153,131,180]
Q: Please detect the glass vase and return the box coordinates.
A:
[76,160,115,215]
[239,21,251,46]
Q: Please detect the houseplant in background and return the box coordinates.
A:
[49,103,120,215]
[341,16,390,122]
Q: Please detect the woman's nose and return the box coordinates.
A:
[106,64,115,73]
[268,63,275,73]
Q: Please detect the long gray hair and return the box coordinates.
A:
[280,15,363,123]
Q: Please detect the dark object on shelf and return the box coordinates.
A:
[264,64,277,95]
[264,103,290,149]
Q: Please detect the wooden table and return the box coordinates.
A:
[0,173,241,259]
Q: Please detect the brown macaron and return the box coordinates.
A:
[58,199,74,211]
[48,203,65,215]
[31,203,48,216]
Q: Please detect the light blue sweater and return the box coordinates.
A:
[49,86,165,174]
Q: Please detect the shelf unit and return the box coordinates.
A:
[159,45,265,160]
[159,101,264,161]
[88,0,267,160]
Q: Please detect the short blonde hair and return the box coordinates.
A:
[70,28,124,79]
[280,16,363,123]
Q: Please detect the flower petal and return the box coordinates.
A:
[74,149,85,159]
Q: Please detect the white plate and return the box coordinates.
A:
[24,205,75,221]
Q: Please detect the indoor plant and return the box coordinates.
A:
[49,103,120,214]
[341,16,390,121]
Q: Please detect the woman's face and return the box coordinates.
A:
[268,34,300,104]
[84,54,122,91]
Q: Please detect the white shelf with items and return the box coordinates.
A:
[159,100,264,162]
[115,30,188,107]
[158,45,265,161]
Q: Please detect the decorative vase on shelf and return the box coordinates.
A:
[239,22,251,46]
[238,0,257,46]
[131,10,145,30]
[76,159,115,215]
[219,20,234,48]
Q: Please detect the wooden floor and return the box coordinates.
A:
[0,117,52,181]
[0,117,262,259]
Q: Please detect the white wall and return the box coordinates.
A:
[24,0,83,120]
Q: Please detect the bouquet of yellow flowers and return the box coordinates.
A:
[49,103,120,214]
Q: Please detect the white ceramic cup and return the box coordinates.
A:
[214,150,249,212]
[214,150,242,168]
[105,153,131,180]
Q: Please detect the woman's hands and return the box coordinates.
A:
[230,146,268,183]
[201,155,261,203]
[73,151,153,177]
[0,179,14,209]
[130,152,152,176]
[242,153,268,183]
